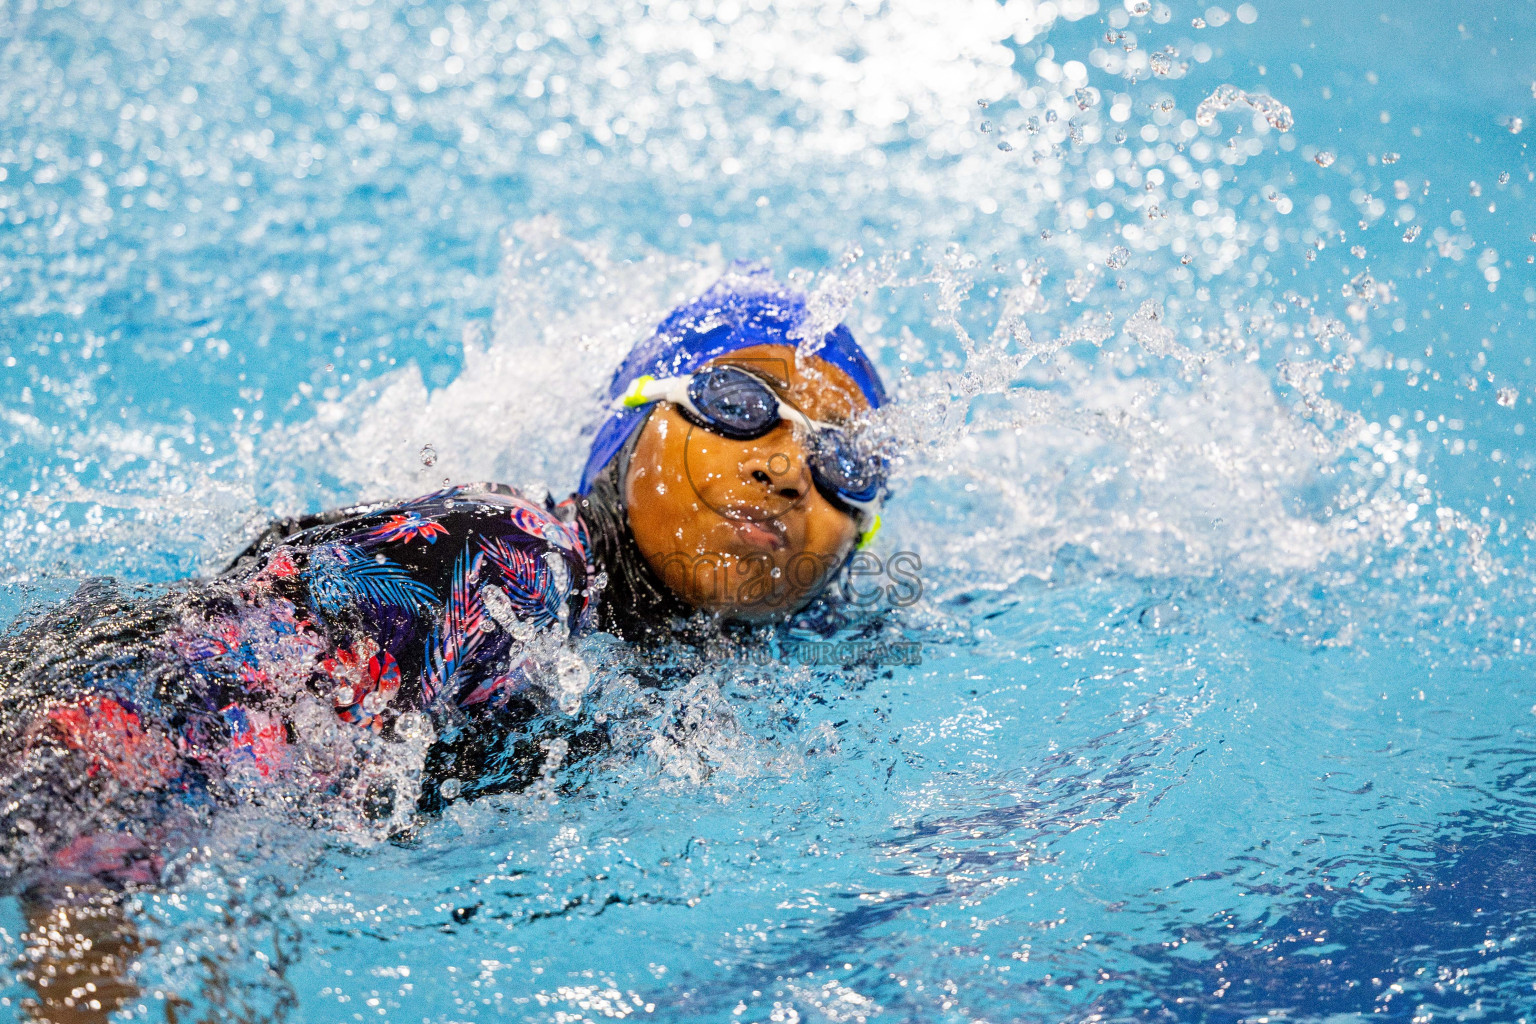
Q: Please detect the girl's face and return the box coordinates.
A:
[624,343,868,622]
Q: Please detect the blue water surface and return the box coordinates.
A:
[2,0,1535,1020]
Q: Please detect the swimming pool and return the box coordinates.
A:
[2,0,1534,1019]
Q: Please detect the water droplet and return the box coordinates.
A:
[1180,253,1193,265]
[362,690,389,713]
[395,712,430,742]
[997,141,1014,152]
[1040,229,1053,240]
[1314,151,1335,168]
[1074,87,1097,110]
[1194,84,1292,131]
[1128,0,1151,14]
[1381,152,1399,164]
[1402,225,1420,242]
[1498,171,1510,185]
[439,778,462,800]
[976,98,990,109]
[1350,245,1366,258]
[556,651,590,715]
[979,120,993,133]
[1114,128,1127,143]
[1511,117,1525,135]
[1150,51,1173,76]
[1191,16,1207,27]
[1025,116,1040,135]
[1469,181,1482,197]
[420,444,438,467]
[1045,109,1058,124]
[1105,246,1130,270]
[1497,387,1519,408]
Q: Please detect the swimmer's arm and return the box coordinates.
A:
[221,483,531,573]
[219,501,390,573]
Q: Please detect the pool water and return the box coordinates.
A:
[2,0,1535,1020]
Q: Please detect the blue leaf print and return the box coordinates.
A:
[477,537,563,626]
[305,544,438,617]
[421,544,487,704]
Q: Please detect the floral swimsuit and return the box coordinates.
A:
[6,483,599,885]
[213,481,596,738]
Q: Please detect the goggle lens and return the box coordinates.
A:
[809,430,884,505]
[686,366,780,439]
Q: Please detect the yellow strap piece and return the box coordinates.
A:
[621,375,658,408]
[856,514,882,550]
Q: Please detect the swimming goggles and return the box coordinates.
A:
[619,365,885,547]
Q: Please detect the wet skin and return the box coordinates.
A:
[624,343,868,622]
[18,883,142,1024]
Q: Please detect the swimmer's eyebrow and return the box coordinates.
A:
[712,355,791,388]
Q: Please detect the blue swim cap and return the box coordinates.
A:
[578,262,887,495]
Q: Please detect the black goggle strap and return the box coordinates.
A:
[617,373,883,549]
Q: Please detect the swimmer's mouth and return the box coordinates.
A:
[720,508,788,550]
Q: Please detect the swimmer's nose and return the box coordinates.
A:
[743,446,810,502]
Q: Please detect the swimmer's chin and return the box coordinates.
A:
[692,594,813,625]
[673,559,820,623]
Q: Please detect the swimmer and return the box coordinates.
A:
[0,263,889,1021]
